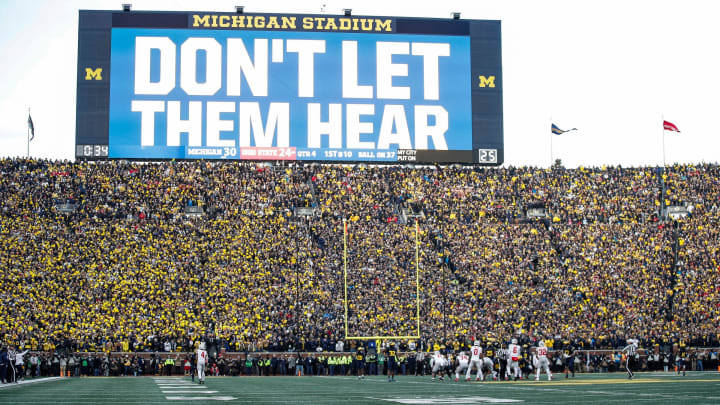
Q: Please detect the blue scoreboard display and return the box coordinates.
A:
[76,11,503,164]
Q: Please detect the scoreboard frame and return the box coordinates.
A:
[76,10,503,165]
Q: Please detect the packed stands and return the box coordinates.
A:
[1,158,719,357]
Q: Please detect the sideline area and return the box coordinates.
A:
[0,373,718,404]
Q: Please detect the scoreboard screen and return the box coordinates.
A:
[76,10,503,164]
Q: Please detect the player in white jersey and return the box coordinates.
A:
[507,339,522,381]
[534,340,552,381]
[430,351,446,381]
[481,356,496,381]
[454,352,469,381]
[466,341,483,381]
[196,342,208,384]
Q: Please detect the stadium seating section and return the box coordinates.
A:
[1,159,718,353]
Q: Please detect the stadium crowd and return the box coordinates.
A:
[1,159,718,374]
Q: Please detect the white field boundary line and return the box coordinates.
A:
[151,376,238,401]
[0,377,65,390]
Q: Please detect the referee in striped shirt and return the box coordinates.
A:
[496,348,508,380]
[622,339,639,379]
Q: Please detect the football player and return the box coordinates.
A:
[481,356,496,381]
[466,341,483,381]
[507,338,522,381]
[196,342,208,384]
[563,342,575,378]
[355,348,366,380]
[444,350,454,380]
[534,340,552,381]
[455,351,469,382]
[386,343,398,382]
[430,351,446,381]
[676,347,688,377]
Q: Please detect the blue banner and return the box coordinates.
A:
[109,28,472,161]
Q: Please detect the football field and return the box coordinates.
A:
[1,372,719,404]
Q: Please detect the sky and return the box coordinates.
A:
[0,0,718,168]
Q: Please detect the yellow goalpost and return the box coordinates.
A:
[342,218,421,340]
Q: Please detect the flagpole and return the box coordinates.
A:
[661,114,666,168]
[660,114,666,220]
[549,117,553,168]
[27,107,30,158]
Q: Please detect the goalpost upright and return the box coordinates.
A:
[343,218,349,336]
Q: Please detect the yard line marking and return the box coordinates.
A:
[154,380,194,383]
[153,380,195,384]
[368,396,523,403]
[152,376,236,401]
[162,390,219,394]
[164,396,237,401]
[156,384,196,386]
[156,383,198,385]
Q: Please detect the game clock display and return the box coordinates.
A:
[76,144,109,158]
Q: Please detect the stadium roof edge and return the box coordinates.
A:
[76,9,501,24]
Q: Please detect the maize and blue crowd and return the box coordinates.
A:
[0,158,718,379]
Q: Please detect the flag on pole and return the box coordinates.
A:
[27,114,35,141]
[663,120,680,133]
[551,123,576,135]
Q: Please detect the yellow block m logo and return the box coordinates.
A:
[478,75,495,88]
[85,68,103,81]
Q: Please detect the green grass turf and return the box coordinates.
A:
[1,372,719,404]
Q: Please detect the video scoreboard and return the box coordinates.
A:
[76,10,503,164]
